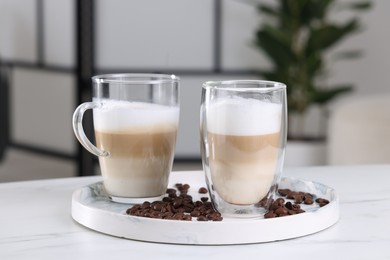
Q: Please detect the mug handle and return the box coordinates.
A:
[72,102,109,157]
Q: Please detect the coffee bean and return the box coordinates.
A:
[174,207,186,213]
[316,198,330,207]
[197,215,208,221]
[162,212,173,218]
[286,192,296,200]
[203,202,213,208]
[285,201,293,210]
[173,198,183,209]
[207,212,220,220]
[179,189,188,195]
[198,187,208,194]
[178,183,190,194]
[162,197,173,202]
[152,202,163,211]
[293,194,304,204]
[270,199,284,210]
[200,197,209,202]
[183,215,192,221]
[151,211,161,218]
[275,207,288,216]
[304,193,313,199]
[126,208,138,215]
[180,194,193,201]
[257,197,272,207]
[184,202,195,209]
[166,204,173,213]
[168,192,177,198]
[141,201,151,209]
[278,189,291,197]
[316,198,330,205]
[304,198,314,205]
[212,213,222,221]
[291,203,301,211]
[264,211,277,218]
[166,188,176,195]
[194,201,203,207]
[190,210,201,217]
[184,207,193,213]
[173,212,185,219]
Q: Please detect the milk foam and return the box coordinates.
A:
[206,97,282,136]
[93,100,179,132]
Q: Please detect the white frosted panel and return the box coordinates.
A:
[175,76,202,158]
[175,74,259,158]
[326,0,390,96]
[11,68,76,154]
[43,0,75,67]
[96,0,213,70]
[0,0,37,62]
[221,0,270,70]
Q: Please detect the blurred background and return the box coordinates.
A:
[0,0,389,182]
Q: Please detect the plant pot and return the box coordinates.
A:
[288,104,328,141]
[285,140,327,167]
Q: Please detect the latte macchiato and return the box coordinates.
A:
[206,97,282,205]
[94,100,179,198]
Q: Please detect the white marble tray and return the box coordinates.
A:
[71,171,339,245]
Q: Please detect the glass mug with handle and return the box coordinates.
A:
[73,74,180,203]
[200,80,287,217]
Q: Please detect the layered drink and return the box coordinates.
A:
[94,100,179,198]
[206,97,282,205]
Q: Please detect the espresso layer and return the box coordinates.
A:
[208,132,280,162]
[208,132,281,205]
[95,126,177,157]
[95,125,177,198]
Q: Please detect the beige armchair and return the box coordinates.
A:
[327,95,390,165]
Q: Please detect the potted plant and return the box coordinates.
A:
[254,0,371,140]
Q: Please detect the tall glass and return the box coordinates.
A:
[73,74,180,203]
[200,80,287,217]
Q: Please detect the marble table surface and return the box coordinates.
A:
[1,165,389,259]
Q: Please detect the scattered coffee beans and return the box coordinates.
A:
[125,184,223,222]
[264,188,330,218]
[125,184,330,221]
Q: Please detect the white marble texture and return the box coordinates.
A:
[71,176,339,245]
[1,165,390,259]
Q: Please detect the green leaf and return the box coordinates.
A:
[339,1,372,11]
[306,19,360,54]
[306,53,323,78]
[255,26,295,68]
[301,0,335,23]
[258,4,279,17]
[350,2,372,10]
[332,50,362,60]
[311,85,353,104]
[252,0,371,113]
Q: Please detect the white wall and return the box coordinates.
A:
[1,0,389,163]
[11,68,76,154]
[0,0,37,62]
